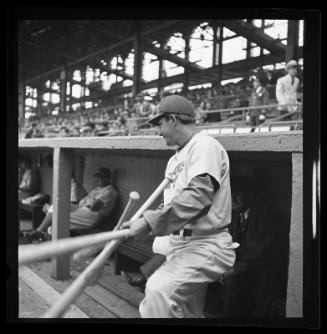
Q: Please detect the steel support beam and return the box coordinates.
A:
[24,20,182,84]
[132,31,142,97]
[218,25,224,87]
[59,69,67,113]
[286,20,300,63]
[221,20,286,56]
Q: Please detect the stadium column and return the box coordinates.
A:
[18,83,25,120]
[286,152,303,317]
[60,69,67,114]
[286,20,299,63]
[51,147,73,280]
[132,31,143,97]
[217,24,224,88]
[158,56,163,94]
[212,23,218,67]
[183,33,190,95]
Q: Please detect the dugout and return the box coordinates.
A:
[18,131,303,317]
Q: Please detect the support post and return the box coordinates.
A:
[183,33,190,95]
[60,69,67,114]
[286,20,299,63]
[51,147,73,280]
[217,25,224,88]
[158,56,163,94]
[246,20,253,59]
[212,23,218,67]
[18,83,25,120]
[132,31,143,97]
[286,153,303,317]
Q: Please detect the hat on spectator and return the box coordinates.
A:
[93,167,112,179]
[286,60,298,70]
[148,95,195,125]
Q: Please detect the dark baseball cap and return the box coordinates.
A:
[148,95,195,126]
[93,167,112,179]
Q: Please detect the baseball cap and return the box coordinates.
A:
[93,167,112,179]
[286,60,298,70]
[148,95,195,125]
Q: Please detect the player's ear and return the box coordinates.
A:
[170,114,177,127]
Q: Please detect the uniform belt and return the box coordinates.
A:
[172,229,193,237]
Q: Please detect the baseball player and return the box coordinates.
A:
[123,95,237,318]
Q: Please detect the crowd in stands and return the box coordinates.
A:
[19,67,303,139]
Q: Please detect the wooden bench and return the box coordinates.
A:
[19,202,45,229]
[114,238,154,275]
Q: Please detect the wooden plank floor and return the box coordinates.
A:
[19,258,143,318]
[19,219,222,318]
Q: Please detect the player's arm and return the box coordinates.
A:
[142,173,219,236]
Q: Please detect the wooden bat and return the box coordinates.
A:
[72,191,140,265]
[42,177,172,318]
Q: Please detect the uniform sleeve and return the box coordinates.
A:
[143,174,217,236]
[187,138,224,187]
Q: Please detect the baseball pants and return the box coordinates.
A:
[139,231,236,318]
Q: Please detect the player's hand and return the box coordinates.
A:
[122,218,151,240]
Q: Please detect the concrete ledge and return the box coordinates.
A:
[19,131,303,153]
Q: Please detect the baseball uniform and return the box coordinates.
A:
[139,131,237,318]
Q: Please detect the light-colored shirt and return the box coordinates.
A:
[276,74,300,112]
[165,132,231,233]
[144,132,231,236]
[78,185,118,219]
[19,168,38,196]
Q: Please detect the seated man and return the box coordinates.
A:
[219,175,288,318]
[18,155,39,201]
[24,167,118,241]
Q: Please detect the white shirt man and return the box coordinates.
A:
[276,60,300,113]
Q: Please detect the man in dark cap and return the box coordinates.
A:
[248,78,269,132]
[23,167,117,241]
[122,95,238,318]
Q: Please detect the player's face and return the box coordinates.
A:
[158,117,177,146]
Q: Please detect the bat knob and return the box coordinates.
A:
[129,191,140,201]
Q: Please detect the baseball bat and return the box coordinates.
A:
[42,177,171,318]
[72,191,140,264]
[19,192,142,266]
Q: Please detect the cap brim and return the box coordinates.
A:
[148,112,166,125]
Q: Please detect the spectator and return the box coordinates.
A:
[276,60,300,120]
[23,167,118,241]
[219,175,287,318]
[248,78,269,132]
[18,155,39,201]
[131,94,152,117]
[265,70,277,87]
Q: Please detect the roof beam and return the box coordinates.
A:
[220,20,286,56]
[24,20,182,84]
[93,23,205,72]
[22,40,75,61]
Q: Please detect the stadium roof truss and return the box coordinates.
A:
[19,19,302,106]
